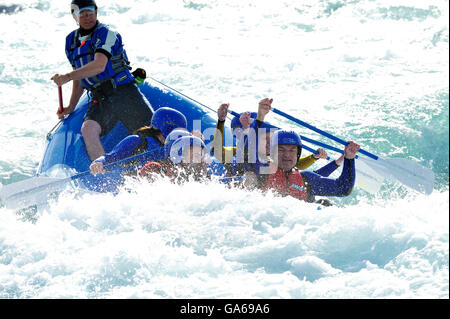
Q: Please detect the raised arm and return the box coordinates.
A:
[301,141,360,198]
[90,135,142,175]
[212,103,229,163]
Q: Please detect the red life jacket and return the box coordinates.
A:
[261,167,307,201]
[139,161,174,180]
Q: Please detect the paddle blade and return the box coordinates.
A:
[355,158,384,194]
[0,177,70,210]
[360,156,435,195]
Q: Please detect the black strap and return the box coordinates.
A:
[300,173,315,203]
[130,128,164,157]
[131,136,148,157]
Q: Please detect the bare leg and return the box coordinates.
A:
[81,120,105,161]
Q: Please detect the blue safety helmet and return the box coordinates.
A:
[163,129,192,159]
[169,136,206,164]
[270,130,302,161]
[151,107,188,138]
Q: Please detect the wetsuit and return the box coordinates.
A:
[65,21,153,136]
[253,158,356,203]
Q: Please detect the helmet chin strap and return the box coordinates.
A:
[71,4,80,24]
[297,146,302,161]
[73,15,80,25]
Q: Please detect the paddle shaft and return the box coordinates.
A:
[226,109,349,159]
[58,86,63,114]
[271,108,378,160]
[4,148,161,201]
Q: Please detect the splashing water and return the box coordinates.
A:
[0,0,448,298]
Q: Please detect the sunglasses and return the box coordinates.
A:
[74,6,96,18]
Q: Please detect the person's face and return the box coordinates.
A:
[182,145,204,164]
[73,8,97,30]
[276,144,298,171]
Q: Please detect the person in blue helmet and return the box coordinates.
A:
[210,103,251,175]
[51,0,153,161]
[163,129,193,160]
[244,129,360,205]
[90,107,187,175]
[139,135,210,183]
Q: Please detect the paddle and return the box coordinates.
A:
[0,148,164,210]
[271,108,378,159]
[58,86,63,114]
[271,107,435,195]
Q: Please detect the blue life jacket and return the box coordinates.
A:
[65,22,134,90]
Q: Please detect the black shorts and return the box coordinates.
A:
[84,82,153,136]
